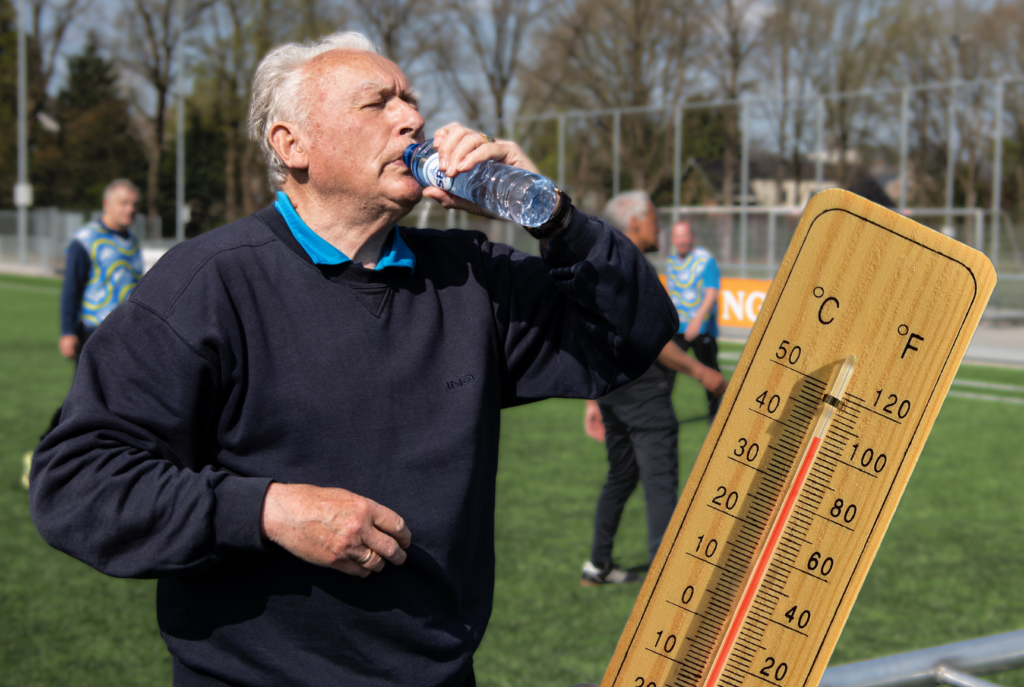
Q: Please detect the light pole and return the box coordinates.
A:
[15,0,32,264]
[175,0,187,242]
[945,34,960,236]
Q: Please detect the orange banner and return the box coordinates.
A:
[717,277,773,329]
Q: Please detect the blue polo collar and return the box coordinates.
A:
[274,191,416,271]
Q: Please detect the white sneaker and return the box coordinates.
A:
[581,560,642,586]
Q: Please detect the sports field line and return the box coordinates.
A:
[950,379,1024,393]
[0,281,61,295]
[946,391,1024,405]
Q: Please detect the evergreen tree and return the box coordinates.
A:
[59,37,119,112]
[32,35,148,211]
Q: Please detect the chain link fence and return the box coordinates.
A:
[507,76,1024,317]
[0,210,163,275]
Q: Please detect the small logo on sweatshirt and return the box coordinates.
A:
[446,374,476,391]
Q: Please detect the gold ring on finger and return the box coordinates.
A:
[479,132,496,143]
[358,549,374,565]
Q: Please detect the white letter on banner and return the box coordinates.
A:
[745,292,765,323]
[723,290,745,322]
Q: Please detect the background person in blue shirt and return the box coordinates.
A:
[36,179,143,449]
[667,220,722,420]
[58,179,143,361]
[25,179,142,487]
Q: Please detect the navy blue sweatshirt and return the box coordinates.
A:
[30,204,678,686]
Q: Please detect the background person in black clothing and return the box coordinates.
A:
[29,32,679,687]
[581,191,727,586]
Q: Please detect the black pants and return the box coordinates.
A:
[674,332,721,419]
[590,394,679,567]
[172,656,476,686]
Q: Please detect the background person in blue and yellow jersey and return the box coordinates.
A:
[24,179,142,485]
[48,180,142,434]
[667,220,722,420]
[58,179,143,362]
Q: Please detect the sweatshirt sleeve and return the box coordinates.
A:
[60,241,91,335]
[482,208,679,406]
[30,300,273,579]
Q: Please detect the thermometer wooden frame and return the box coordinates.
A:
[600,190,997,687]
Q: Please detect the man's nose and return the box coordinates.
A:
[396,101,424,138]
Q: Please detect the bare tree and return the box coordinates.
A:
[26,0,91,116]
[984,0,1024,223]
[756,0,825,200]
[804,0,925,187]
[119,0,210,236]
[700,0,760,259]
[953,37,993,211]
[433,0,548,138]
[195,0,247,222]
[349,0,431,71]
[885,4,949,205]
[520,0,700,200]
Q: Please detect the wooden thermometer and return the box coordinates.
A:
[598,189,996,687]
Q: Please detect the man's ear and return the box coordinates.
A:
[269,122,310,171]
[626,215,640,240]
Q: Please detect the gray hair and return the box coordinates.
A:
[248,31,380,190]
[103,179,139,200]
[604,190,653,232]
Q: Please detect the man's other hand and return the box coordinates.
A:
[684,320,701,342]
[59,334,80,360]
[698,367,727,397]
[260,483,412,577]
[584,399,605,443]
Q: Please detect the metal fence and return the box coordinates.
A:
[0,210,161,274]
[504,75,1024,314]
[820,629,1024,687]
[0,208,85,274]
[570,629,1024,687]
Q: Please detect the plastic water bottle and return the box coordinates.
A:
[404,139,559,228]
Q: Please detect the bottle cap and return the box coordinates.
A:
[402,143,420,168]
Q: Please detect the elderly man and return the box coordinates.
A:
[29,32,676,687]
[43,180,142,433]
[24,179,143,488]
[59,179,143,359]
[667,220,722,420]
[582,191,725,586]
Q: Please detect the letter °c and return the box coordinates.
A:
[818,297,839,325]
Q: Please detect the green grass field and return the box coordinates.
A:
[2,274,1023,687]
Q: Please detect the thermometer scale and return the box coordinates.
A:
[593,190,997,687]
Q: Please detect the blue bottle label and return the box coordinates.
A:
[422,153,454,191]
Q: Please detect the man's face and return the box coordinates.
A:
[630,203,660,253]
[103,187,138,230]
[672,221,694,257]
[301,50,425,212]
